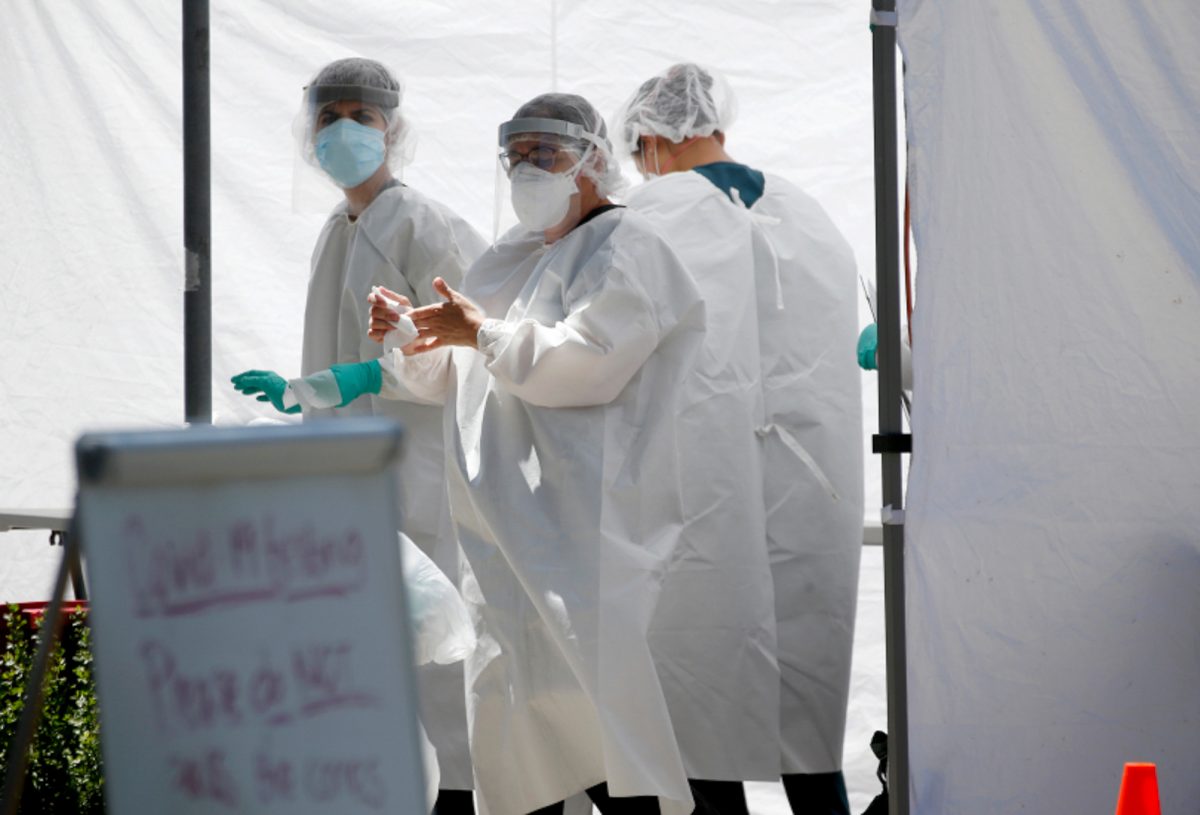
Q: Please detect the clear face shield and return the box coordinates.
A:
[291,82,411,213]
[492,117,602,240]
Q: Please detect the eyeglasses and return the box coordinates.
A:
[499,144,569,172]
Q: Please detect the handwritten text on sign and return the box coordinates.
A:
[123,514,366,617]
[118,511,397,811]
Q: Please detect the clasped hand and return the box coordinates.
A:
[368,277,485,354]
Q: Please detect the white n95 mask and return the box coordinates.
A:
[509,160,583,232]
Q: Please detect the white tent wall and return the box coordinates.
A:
[0,1,890,811]
[899,1,1200,812]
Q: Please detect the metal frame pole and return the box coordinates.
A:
[870,2,911,814]
[183,0,212,424]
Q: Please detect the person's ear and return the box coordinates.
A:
[652,137,673,175]
[581,141,606,176]
[576,162,598,196]
[385,113,404,146]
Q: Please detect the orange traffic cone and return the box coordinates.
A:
[1114,762,1161,815]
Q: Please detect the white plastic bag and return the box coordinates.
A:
[417,720,440,812]
[399,533,476,665]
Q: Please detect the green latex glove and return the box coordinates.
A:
[856,324,878,371]
[329,359,383,407]
[231,370,301,414]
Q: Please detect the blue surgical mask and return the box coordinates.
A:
[315,119,387,188]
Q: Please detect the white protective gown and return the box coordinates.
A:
[749,174,865,774]
[301,183,488,790]
[379,207,705,815]
[623,173,781,781]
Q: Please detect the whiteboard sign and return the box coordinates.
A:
[74,420,426,814]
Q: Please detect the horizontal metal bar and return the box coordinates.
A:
[871,9,897,27]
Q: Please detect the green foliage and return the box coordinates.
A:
[0,603,105,815]
[0,606,32,752]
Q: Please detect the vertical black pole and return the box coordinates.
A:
[870,2,910,815]
[183,0,212,424]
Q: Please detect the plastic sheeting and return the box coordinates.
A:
[0,2,887,808]
[900,2,1200,812]
[0,5,884,547]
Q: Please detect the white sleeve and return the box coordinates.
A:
[378,347,453,406]
[475,265,668,409]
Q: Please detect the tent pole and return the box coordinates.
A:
[183,0,212,424]
[870,2,910,815]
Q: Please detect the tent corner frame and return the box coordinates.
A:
[870,2,911,814]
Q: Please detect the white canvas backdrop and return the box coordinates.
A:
[900,1,1200,812]
[0,1,890,810]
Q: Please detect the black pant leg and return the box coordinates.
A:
[434,789,477,815]
[579,778,755,815]
[585,782,662,815]
[687,779,749,815]
[781,771,851,815]
[525,798,566,815]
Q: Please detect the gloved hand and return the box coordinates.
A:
[856,324,878,371]
[231,370,301,414]
[329,360,383,407]
[369,285,419,352]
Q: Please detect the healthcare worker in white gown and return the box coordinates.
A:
[618,64,865,815]
[230,58,487,815]
[609,68,783,815]
[367,94,705,815]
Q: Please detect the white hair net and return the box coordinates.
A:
[614,63,737,158]
[502,93,626,199]
[294,57,416,175]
